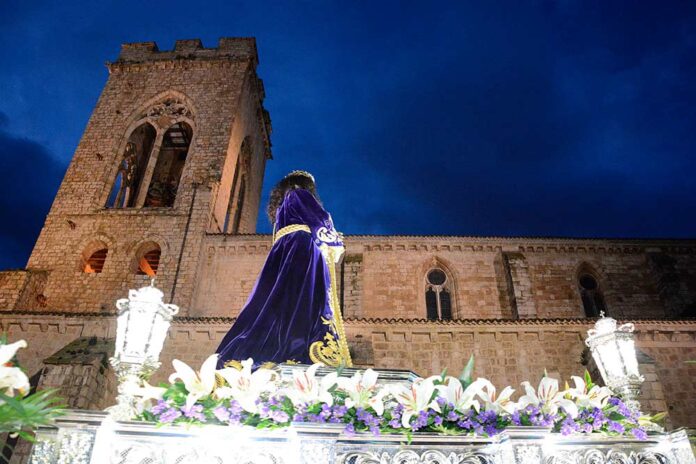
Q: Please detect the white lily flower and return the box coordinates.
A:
[567,376,612,410]
[517,377,578,418]
[124,380,167,413]
[216,358,277,413]
[0,340,30,399]
[285,363,338,407]
[168,354,218,410]
[391,377,440,428]
[435,376,488,413]
[336,368,387,415]
[477,379,516,415]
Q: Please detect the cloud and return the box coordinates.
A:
[0,113,65,269]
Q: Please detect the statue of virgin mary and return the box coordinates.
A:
[216,171,352,368]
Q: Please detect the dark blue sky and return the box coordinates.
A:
[1,1,696,269]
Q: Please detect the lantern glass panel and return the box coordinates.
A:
[618,338,639,377]
[597,339,624,379]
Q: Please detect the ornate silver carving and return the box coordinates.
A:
[26,411,696,464]
[338,450,496,464]
[516,445,542,464]
[110,442,286,464]
[56,430,94,464]
[29,439,58,464]
[544,449,669,464]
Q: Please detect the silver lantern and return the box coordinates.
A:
[585,312,644,414]
[108,281,178,420]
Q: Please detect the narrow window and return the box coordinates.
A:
[579,273,607,317]
[83,248,108,273]
[144,122,192,207]
[136,244,161,277]
[231,177,246,234]
[425,268,453,320]
[223,137,251,233]
[107,123,156,208]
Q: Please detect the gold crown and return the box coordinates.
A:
[284,170,315,183]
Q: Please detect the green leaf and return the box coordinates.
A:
[584,370,595,390]
[0,389,65,435]
[458,355,475,389]
[649,412,668,424]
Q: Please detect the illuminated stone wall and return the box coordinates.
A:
[0,313,693,428]
[192,234,696,320]
[2,38,271,315]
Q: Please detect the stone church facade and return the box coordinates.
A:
[1,38,696,431]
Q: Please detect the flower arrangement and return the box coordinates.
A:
[135,355,661,441]
[0,338,64,441]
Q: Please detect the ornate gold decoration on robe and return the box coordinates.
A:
[309,244,352,367]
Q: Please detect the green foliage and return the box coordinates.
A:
[584,370,595,390]
[0,390,65,441]
[458,355,475,389]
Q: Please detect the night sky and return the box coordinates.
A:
[1,1,696,270]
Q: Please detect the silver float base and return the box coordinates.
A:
[28,410,696,464]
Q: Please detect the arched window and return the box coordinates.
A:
[107,123,157,208]
[136,243,161,277]
[144,122,192,207]
[425,268,453,321]
[223,137,251,233]
[578,271,607,317]
[81,243,109,274]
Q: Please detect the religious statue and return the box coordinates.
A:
[216,171,352,368]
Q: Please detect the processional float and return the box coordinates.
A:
[27,284,696,464]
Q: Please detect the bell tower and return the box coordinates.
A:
[21,38,272,314]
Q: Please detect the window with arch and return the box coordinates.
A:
[136,243,161,277]
[425,268,453,321]
[107,123,156,208]
[144,122,192,207]
[81,242,109,274]
[223,137,252,233]
[578,271,607,317]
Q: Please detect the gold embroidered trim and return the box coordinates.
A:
[272,224,311,244]
[309,245,353,368]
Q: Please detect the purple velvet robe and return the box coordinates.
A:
[216,188,343,367]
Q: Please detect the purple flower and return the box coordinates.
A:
[182,404,206,422]
[320,404,333,420]
[433,416,443,426]
[446,411,459,422]
[608,421,625,434]
[511,410,522,426]
[388,419,401,428]
[332,405,348,418]
[270,410,290,423]
[159,408,182,424]
[344,423,355,436]
[258,403,271,418]
[560,417,579,436]
[150,400,169,415]
[213,406,231,422]
[632,427,648,440]
[229,400,243,415]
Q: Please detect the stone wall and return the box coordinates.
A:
[1,312,693,428]
[191,234,696,320]
[19,38,271,314]
[0,271,28,310]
